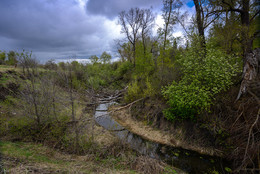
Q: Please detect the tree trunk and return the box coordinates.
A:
[163,0,173,51]
[237,0,257,100]
[193,0,206,56]
[237,48,260,100]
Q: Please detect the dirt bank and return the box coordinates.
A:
[110,107,219,157]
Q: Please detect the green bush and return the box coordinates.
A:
[143,77,156,98]
[124,78,141,102]
[87,76,106,90]
[115,61,134,79]
[162,47,241,120]
[125,77,156,102]
[0,51,6,65]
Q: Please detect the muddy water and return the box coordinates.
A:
[94,102,230,173]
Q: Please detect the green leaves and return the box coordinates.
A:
[162,47,241,120]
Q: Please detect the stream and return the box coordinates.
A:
[94,100,230,173]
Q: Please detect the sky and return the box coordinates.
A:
[0,0,195,63]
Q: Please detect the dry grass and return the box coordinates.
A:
[0,65,17,72]
[0,140,185,174]
[0,141,139,174]
[110,107,216,156]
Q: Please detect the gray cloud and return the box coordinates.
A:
[0,0,192,63]
[86,0,162,19]
[0,0,122,62]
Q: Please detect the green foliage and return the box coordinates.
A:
[58,62,66,70]
[100,51,112,64]
[87,76,106,90]
[143,77,155,98]
[157,47,174,69]
[0,51,6,65]
[224,167,232,173]
[44,60,57,70]
[135,42,154,77]
[163,80,210,120]
[124,78,142,102]
[90,55,99,64]
[115,61,134,78]
[7,51,18,66]
[125,76,156,102]
[163,166,178,174]
[163,46,241,120]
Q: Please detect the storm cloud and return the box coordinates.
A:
[0,0,194,63]
[86,0,162,19]
[0,0,123,62]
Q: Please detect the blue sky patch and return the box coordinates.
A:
[186,1,194,8]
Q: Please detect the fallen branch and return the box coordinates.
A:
[94,98,145,119]
[112,98,145,112]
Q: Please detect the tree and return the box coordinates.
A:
[19,53,42,125]
[118,8,143,66]
[191,0,222,57]
[208,0,258,55]
[193,0,206,52]
[100,51,112,64]
[7,51,18,66]
[57,64,80,154]
[116,42,133,62]
[0,51,6,65]
[208,0,260,99]
[140,8,155,56]
[89,55,99,64]
[17,51,37,75]
[44,59,58,70]
[161,0,182,50]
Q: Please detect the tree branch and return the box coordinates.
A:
[203,13,220,29]
[250,9,260,23]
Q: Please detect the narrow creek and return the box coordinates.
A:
[94,100,230,173]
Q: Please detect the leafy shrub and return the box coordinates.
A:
[87,76,106,90]
[143,77,156,98]
[125,77,156,102]
[124,78,141,102]
[115,61,134,79]
[162,47,241,120]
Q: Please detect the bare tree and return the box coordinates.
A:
[18,54,43,126]
[161,0,182,50]
[57,64,80,154]
[118,8,143,67]
[140,8,155,56]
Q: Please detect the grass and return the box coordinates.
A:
[0,141,139,173]
[0,140,185,174]
[0,65,50,73]
[0,141,66,165]
[0,65,17,72]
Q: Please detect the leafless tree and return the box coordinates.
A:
[161,0,182,50]
[140,8,155,56]
[118,8,143,67]
[57,65,80,154]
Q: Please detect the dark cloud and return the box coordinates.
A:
[0,0,172,63]
[86,0,162,19]
[0,0,122,62]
